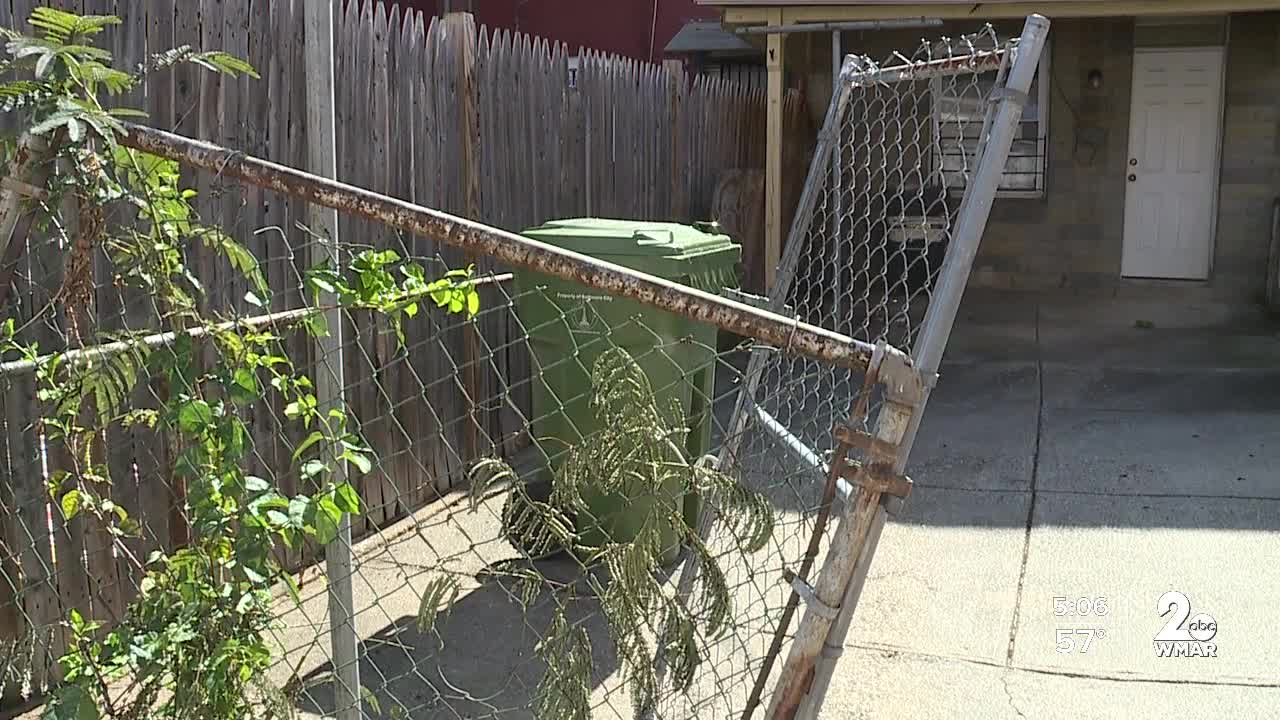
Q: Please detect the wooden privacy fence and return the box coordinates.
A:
[329,3,794,526]
[0,0,795,697]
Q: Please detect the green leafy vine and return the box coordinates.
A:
[0,9,476,719]
[467,348,775,719]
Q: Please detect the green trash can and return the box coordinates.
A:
[514,218,740,563]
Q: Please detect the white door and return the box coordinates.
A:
[1122,48,1225,280]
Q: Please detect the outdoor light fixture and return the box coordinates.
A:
[1087,68,1104,89]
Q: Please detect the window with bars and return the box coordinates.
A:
[933,43,1051,198]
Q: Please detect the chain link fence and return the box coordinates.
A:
[655,26,1042,720]
[0,15,1050,720]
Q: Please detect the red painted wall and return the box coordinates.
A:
[394,0,718,61]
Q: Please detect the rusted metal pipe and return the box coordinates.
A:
[0,273,514,379]
[119,122,886,371]
[0,306,314,378]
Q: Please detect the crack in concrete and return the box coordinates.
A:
[1000,670,1028,720]
[1004,301,1044,665]
[907,482,1280,503]
[847,641,1280,689]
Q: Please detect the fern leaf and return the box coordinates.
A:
[12,41,54,61]
[500,483,575,558]
[28,8,79,43]
[139,45,195,75]
[483,559,545,608]
[68,344,151,425]
[683,532,732,638]
[359,687,382,717]
[533,611,592,720]
[718,479,776,553]
[57,44,112,62]
[135,46,245,78]
[466,457,517,512]
[78,61,134,95]
[63,115,83,142]
[588,348,659,429]
[71,14,123,38]
[414,576,459,637]
[0,79,45,98]
[660,600,701,692]
[0,87,50,114]
[33,49,55,80]
[106,107,148,119]
[191,50,259,79]
[487,346,776,709]
[599,585,658,717]
[28,8,119,44]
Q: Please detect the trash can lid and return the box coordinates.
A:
[523,218,739,264]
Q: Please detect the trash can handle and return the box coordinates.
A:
[635,229,676,245]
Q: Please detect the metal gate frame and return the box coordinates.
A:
[659,14,1051,720]
[771,15,1049,719]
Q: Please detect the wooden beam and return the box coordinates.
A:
[765,9,785,290]
[712,0,1280,25]
[724,6,771,23]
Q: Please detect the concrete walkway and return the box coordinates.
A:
[830,292,1280,719]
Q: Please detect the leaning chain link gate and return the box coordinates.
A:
[0,12,1046,720]
[730,15,1052,719]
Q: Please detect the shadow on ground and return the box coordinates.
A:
[705,295,1280,530]
[293,556,622,719]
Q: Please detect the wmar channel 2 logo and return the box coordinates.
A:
[1155,591,1218,658]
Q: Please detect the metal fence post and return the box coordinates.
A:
[789,15,1051,720]
[304,2,362,719]
[831,31,845,334]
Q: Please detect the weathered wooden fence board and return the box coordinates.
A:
[262,0,298,568]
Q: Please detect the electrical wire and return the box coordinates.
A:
[1050,58,1099,166]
